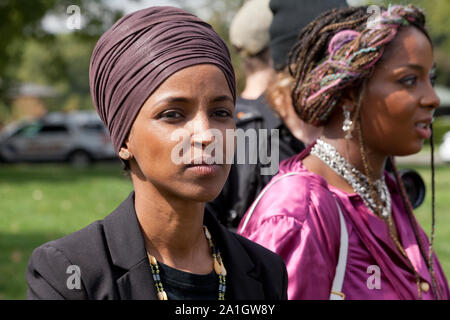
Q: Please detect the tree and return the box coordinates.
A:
[16,33,97,112]
[0,0,125,124]
[0,0,58,122]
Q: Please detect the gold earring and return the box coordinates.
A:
[119,148,131,160]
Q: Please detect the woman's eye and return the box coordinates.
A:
[212,109,233,118]
[399,75,417,87]
[159,110,183,120]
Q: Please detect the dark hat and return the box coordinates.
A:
[269,0,348,71]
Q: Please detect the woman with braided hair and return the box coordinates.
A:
[238,4,449,299]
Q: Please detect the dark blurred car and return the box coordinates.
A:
[0,111,116,166]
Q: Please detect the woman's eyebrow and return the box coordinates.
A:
[392,63,426,74]
[393,63,437,75]
[155,95,233,105]
[155,96,190,105]
[402,63,424,71]
[212,95,234,103]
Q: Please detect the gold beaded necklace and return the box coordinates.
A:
[147,225,227,300]
[357,125,425,299]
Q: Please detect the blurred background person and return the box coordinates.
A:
[209,0,347,229]
[229,0,274,101]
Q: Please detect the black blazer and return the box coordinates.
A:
[26,192,288,300]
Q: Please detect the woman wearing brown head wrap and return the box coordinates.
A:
[26,6,287,300]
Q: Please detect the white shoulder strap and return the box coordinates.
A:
[329,197,349,300]
[238,172,349,300]
[239,172,301,234]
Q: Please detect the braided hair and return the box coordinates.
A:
[288,4,443,299]
[289,5,428,125]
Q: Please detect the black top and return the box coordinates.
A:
[26,191,288,300]
[208,95,305,228]
[158,262,218,300]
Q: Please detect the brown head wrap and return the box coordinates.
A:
[89,6,236,153]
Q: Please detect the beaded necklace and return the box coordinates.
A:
[311,138,425,298]
[147,225,227,300]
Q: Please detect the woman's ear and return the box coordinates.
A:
[119,147,132,160]
[339,88,358,112]
[119,138,133,161]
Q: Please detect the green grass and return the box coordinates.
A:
[0,162,449,299]
[0,162,133,299]
[429,116,450,145]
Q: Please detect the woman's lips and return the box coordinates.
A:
[185,163,222,175]
[415,122,432,139]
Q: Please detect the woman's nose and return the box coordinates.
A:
[421,84,440,110]
[190,115,215,146]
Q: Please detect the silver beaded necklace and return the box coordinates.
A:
[310,138,391,219]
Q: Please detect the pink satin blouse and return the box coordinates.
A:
[238,146,449,300]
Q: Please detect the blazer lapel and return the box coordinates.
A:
[102,193,265,300]
[103,192,157,300]
[116,261,157,300]
[204,207,265,300]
